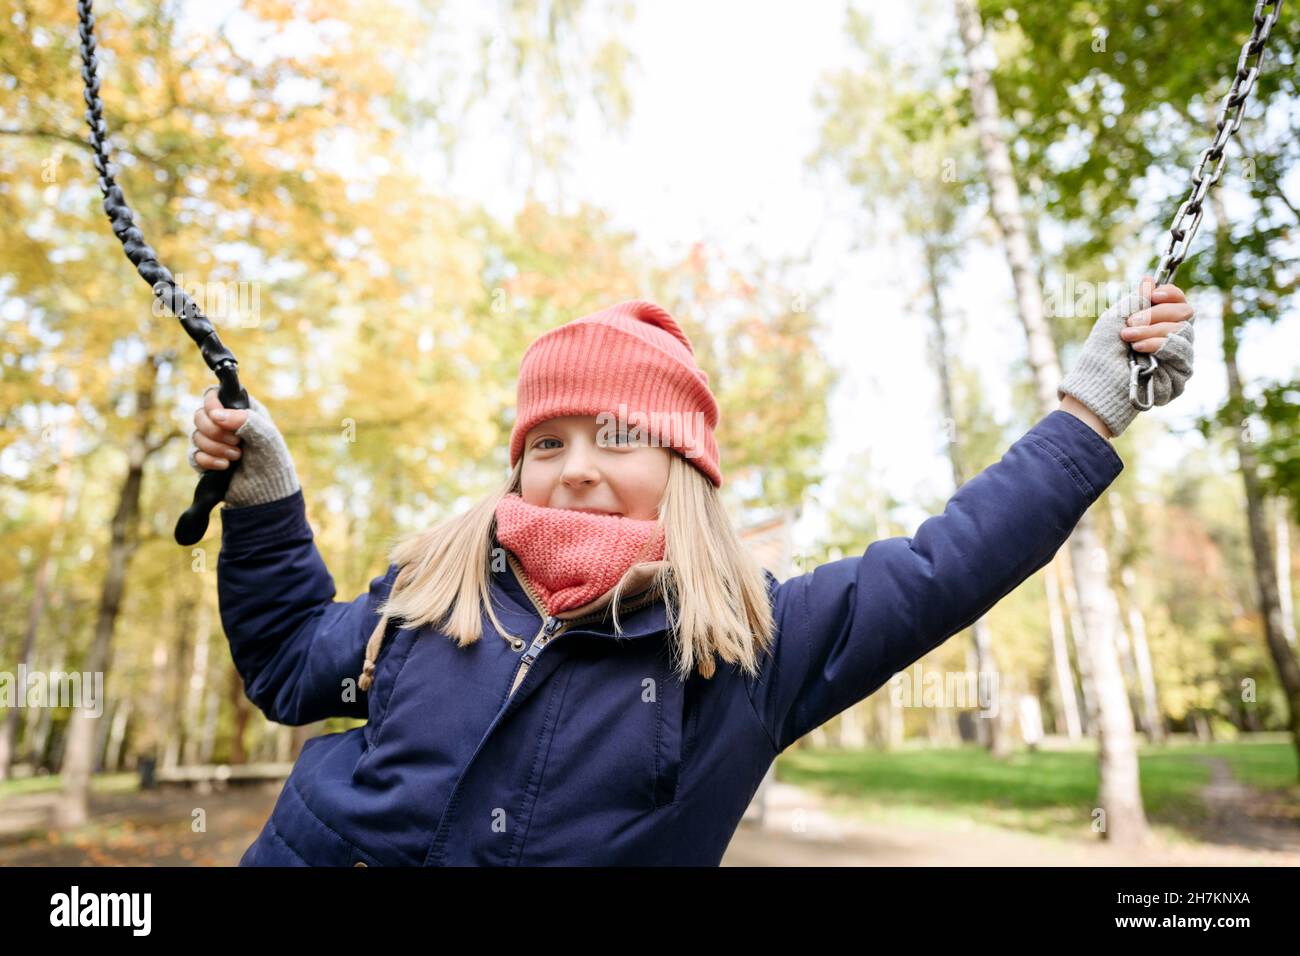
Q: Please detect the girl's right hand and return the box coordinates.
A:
[188,386,302,508]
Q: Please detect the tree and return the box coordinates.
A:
[811,2,1021,756]
[955,0,1150,843]
[976,0,1300,776]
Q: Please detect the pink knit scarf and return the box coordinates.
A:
[493,492,666,616]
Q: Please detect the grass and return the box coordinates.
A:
[0,772,145,847]
[1159,736,1300,789]
[0,771,138,799]
[775,735,1299,844]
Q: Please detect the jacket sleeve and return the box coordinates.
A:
[747,409,1124,753]
[216,488,399,726]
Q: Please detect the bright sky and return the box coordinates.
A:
[200,0,1300,551]
[436,0,1299,551]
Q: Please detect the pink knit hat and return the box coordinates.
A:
[508,300,722,487]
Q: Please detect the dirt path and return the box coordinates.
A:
[0,784,280,866]
[1188,756,1300,854]
[722,776,1300,866]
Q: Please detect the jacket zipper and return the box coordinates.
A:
[505,551,663,701]
[508,616,567,699]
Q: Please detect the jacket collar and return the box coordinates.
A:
[497,549,670,640]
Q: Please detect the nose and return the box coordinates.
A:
[559,440,600,489]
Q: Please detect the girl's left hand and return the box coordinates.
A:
[1056,275,1196,438]
[1118,276,1196,353]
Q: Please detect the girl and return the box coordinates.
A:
[190,280,1195,866]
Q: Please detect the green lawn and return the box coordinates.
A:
[0,771,138,799]
[1167,737,1300,789]
[775,735,1299,843]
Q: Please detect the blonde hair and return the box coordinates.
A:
[357,451,775,690]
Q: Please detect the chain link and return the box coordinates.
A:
[1130,0,1283,408]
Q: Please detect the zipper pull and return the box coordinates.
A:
[509,616,564,700]
[524,617,562,661]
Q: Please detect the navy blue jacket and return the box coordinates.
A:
[218,409,1122,865]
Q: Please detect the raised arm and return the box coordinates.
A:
[746,408,1123,753]
[217,489,399,726]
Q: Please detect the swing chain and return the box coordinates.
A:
[1132,0,1283,410]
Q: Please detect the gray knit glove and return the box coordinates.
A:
[188,386,301,509]
[1056,282,1195,437]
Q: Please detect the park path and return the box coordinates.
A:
[0,783,279,866]
[1190,756,1300,855]
[722,773,1300,866]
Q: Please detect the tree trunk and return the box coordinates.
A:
[873,690,904,749]
[1108,494,1165,743]
[1045,560,1084,739]
[1058,545,1094,737]
[1109,597,1147,737]
[55,355,170,828]
[199,680,221,763]
[183,601,213,766]
[887,691,904,748]
[229,665,252,765]
[1,547,51,780]
[26,656,61,771]
[54,456,141,825]
[141,637,169,767]
[1191,711,1211,741]
[0,426,79,781]
[1211,192,1300,776]
[923,245,1011,757]
[1276,496,1296,648]
[276,724,293,763]
[1067,519,1149,840]
[164,597,195,770]
[955,0,1148,843]
[104,699,131,772]
[840,702,868,749]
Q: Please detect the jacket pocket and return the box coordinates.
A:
[651,652,696,809]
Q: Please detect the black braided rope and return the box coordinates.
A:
[77,0,250,545]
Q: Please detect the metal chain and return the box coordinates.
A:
[1131,0,1284,409]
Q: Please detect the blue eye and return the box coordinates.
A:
[535,438,561,450]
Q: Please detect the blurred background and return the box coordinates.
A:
[0,0,1297,865]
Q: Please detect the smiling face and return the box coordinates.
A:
[519,415,672,521]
